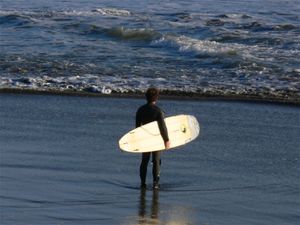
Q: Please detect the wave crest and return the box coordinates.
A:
[107,27,161,41]
[154,35,239,56]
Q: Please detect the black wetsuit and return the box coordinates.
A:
[136,103,169,186]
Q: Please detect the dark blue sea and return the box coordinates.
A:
[0,0,300,101]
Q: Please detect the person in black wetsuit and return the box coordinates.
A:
[136,87,170,189]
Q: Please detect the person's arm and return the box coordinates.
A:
[157,111,169,148]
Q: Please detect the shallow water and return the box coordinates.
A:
[0,0,300,101]
[0,94,299,224]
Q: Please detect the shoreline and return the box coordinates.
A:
[0,87,299,106]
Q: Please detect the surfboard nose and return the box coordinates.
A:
[188,116,200,140]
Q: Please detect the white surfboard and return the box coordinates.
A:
[119,114,200,153]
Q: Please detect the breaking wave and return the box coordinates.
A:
[154,35,240,56]
[106,27,161,41]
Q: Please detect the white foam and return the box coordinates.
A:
[0,8,132,18]
[155,35,241,56]
[94,8,131,17]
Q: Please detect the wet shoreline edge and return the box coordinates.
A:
[0,88,299,106]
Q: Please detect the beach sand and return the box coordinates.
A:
[0,93,299,225]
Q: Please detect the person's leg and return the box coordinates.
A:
[140,153,150,187]
[152,151,161,188]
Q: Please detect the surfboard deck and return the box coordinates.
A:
[119,114,200,153]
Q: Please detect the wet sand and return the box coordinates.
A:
[0,93,299,225]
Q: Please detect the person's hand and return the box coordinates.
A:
[164,141,170,149]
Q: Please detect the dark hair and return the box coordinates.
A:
[146,87,159,103]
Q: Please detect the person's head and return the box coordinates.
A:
[145,87,159,103]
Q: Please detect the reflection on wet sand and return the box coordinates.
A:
[138,188,160,225]
[135,188,193,225]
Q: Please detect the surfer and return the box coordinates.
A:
[136,87,170,189]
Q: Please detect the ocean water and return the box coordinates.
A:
[0,0,300,101]
[0,94,299,225]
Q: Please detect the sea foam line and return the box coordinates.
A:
[93,8,131,17]
[0,7,132,18]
